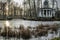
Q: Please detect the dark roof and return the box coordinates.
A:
[39,8,53,9]
[38,8,56,11]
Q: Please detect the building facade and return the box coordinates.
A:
[38,0,58,18]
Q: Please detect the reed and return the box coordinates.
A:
[0,24,59,39]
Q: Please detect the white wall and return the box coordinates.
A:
[39,0,57,8]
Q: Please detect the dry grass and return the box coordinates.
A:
[0,24,59,39]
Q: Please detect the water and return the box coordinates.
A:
[0,19,60,40]
[0,19,60,28]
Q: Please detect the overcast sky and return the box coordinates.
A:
[57,0,60,8]
[0,0,59,7]
[14,0,60,8]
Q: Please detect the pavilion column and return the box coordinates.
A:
[49,11,50,17]
[42,10,43,17]
[41,10,42,17]
[40,10,42,17]
[51,10,52,17]
[39,10,41,17]
[43,9,44,17]
[50,10,51,17]
[53,11,55,17]
[46,10,47,17]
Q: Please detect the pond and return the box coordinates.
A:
[0,19,60,28]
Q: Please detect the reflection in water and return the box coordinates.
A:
[5,21,10,27]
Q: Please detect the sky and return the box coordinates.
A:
[0,0,60,8]
[14,0,60,8]
[14,0,24,5]
[57,0,60,8]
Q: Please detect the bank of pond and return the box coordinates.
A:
[0,23,60,40]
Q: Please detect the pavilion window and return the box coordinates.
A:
[47,10,49,16]
[50,10,51,16]
[44,10,46,16]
